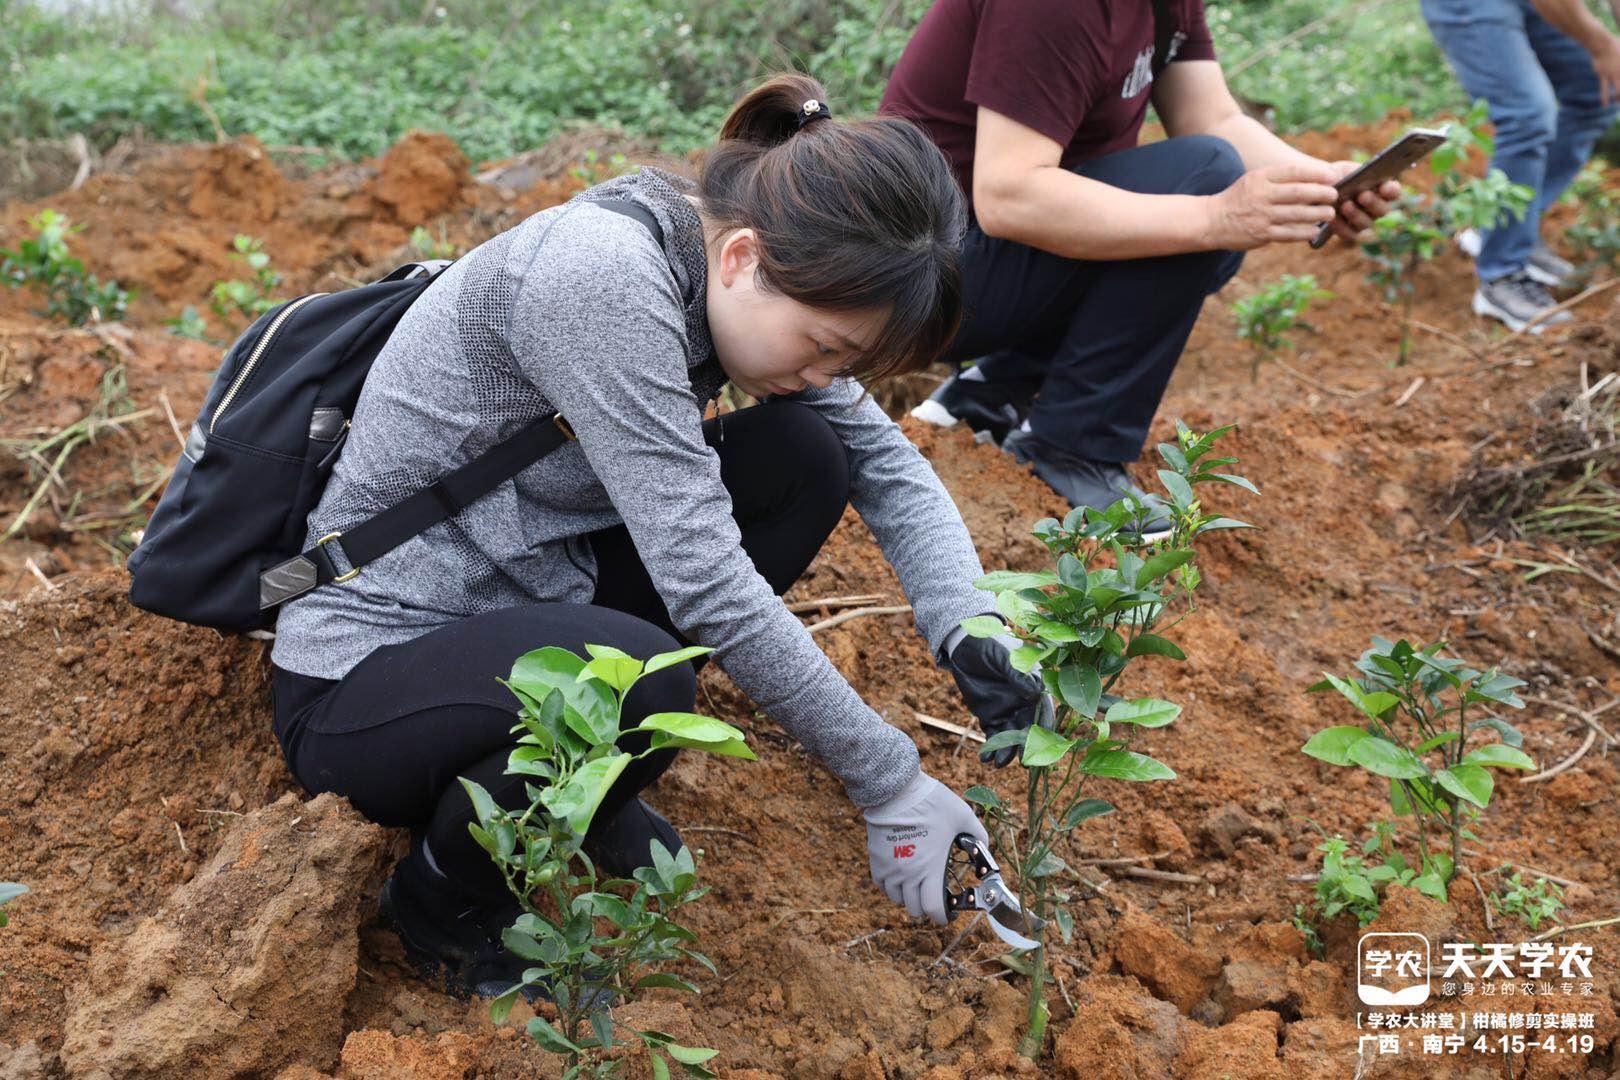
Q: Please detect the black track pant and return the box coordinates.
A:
[270,401,849,901]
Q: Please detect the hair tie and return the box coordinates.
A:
[796,98,833,131]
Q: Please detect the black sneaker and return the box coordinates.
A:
[378,840,549,1002]
[585,797,684,878]
[1472,271,1573,334]
[910,365,1040,445]
[1003,428,1173,542]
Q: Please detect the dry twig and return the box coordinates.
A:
[803,605,912,635]
[784,593,885,613]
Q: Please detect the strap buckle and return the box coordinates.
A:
[552,413,576,441]
[316,531,362,584]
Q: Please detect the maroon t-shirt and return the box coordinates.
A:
[881,0,1216,202]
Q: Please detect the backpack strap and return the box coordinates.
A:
[1150,0,1178,73]
[258,196,664,611]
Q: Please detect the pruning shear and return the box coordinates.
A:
[943,833,1045,951]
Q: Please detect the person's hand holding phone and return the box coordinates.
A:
[1202,161,1344,251]
[1322,160,1403,243]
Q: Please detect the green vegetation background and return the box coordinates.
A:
[2,0,1616,165]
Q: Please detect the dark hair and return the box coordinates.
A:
[699,73,967,384]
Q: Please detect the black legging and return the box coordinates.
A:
[271,401,850,901]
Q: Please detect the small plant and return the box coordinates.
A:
[1294,821,1434,950]
[209,235,282,321]
[164,305,210,340]
[963,422,1256,1059]
[1360,104,1533,364]
[1490,868,1565,931]
[1565,165,1620,276]
[465,642,751,1078]
[0,882,25,928]
[1230,273,1333,381]
[0,210,130,326]
[1302,637,1533,901]
[409,224,458,261]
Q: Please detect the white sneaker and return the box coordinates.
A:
[1471,272,1573,333]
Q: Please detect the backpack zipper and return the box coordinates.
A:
[210,292,329,433]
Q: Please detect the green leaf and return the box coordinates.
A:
[1027,849,1068,877]
[1008,645,1046,674]
[489,985,522,1026]
[1032,619,1081,643]
[975,570,1059,592]
[1158,469,1194,507]
[1470,716,1524,748]
[1435,764,1493,808]
[1079,747,1175,782]
[666,1045,720,1065]
[1057,664,1102,717]
[1301,726,1370,766]
[542,752,632,835]
[980,728,1029,755]
[581,654,644,692]
[1414,732,1461,754]
[1206,472,1259,495]
[1062,799,1115,828]
[963,785,1007,812]
[1314,673,1398,719]
[1022,725,1078,768]
[959,615,1008,639]
[1462,744,1536,770]
[1105,698,1181,728]
[1193,517,1255,536]
[510,647,619,744]
[637,712,749,746]
[1157,442,1189,472]
[643,645,713,675]
[1341,874,1377,902]
[1137,548,1195,585]
[1053,904,1075,944]
[635,973,701,994]
[527,1018,583,1054]
[651,1055,671,1080]
[459,778,501,826]
[1347,737,1429,779]
[1412,871,1447,902]
[1125,634,1186,660]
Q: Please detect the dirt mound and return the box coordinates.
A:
[60,793,395,1078]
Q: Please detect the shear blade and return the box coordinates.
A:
[975,876,1044,951]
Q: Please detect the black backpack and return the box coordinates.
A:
[127,198,661,633]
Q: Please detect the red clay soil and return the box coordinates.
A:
[3,128,1620,1079]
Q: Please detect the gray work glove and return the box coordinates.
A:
[863,770,988,924]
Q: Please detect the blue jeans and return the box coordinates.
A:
[1421,0,1619,281]
[945,135,1246,463]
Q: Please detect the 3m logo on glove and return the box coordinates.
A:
[892,844,917,859]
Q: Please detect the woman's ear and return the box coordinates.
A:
[716,228,759,291]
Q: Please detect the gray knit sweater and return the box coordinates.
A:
[271,168,992,806]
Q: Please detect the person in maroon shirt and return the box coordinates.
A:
[887,0,1400,536]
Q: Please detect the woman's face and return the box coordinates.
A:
[704,227,886,399]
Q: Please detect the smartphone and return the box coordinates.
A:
[1310,126,1450,249]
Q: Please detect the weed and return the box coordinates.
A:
[409,224,457,261]
[163,304,210,341]
[1302,637,1532,899]
[963,422,1256,1059]
[209,235,282,321]
[1564,165,1620,276]
[465,642,746,1078]
[1230,273,1332,381]
[1489,868,1565,931]
[568,149,631,187]
[1294,821,1432,947]
[0,209,129,325]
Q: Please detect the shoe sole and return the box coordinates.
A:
[1470,290,1568,334]
[909,399,959,428]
